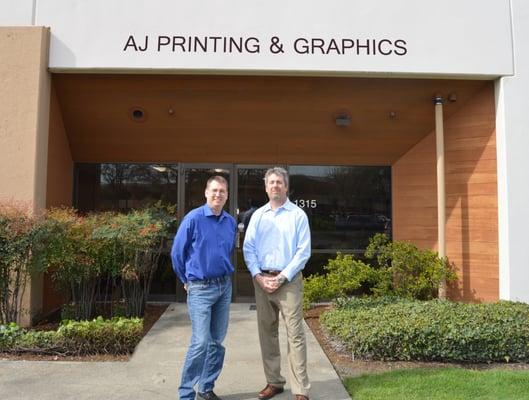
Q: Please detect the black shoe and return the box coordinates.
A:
[197,391,222,400]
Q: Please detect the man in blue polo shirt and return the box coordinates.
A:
[171,175,236,400]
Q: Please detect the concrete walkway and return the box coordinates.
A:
[0,303,350,400]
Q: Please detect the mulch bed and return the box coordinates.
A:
[0,304,168,362]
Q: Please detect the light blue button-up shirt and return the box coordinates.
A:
[243,199,311,281]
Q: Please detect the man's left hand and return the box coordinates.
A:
[268,273,287,292]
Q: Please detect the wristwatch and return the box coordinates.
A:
[276,275,287,286]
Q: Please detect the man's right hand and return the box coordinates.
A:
[255,273,278,294]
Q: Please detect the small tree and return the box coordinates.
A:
[93,203,177,317]
[33,209,107,320]
[0,202,39,324]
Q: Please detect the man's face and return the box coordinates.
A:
[205,180,228,211]
[265,173,288,203]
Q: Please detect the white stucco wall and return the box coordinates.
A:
[0,0,35,25]
[496,0,529,302]
[34,0,513,77]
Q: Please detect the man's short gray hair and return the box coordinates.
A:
[264,167,289,187]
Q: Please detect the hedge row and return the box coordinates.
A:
[0,317,143,355]
[320,298,529,363]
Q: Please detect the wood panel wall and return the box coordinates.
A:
[392,83,498,302]
[43,83,73,314]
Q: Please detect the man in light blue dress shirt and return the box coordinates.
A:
[171,176,236,400]
[243,167,311,400]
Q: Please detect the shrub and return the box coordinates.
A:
[0,202,40,324]
[58,317,143,355]
[364,233,457,300]
[33,204,177,320]
[320,298,529,363]
[303,234,456,309]
[93,203,177,317]
[32,209,109,320]
[303,254,373,309]
[0,317,143,356]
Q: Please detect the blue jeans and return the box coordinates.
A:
[179,275,232,400]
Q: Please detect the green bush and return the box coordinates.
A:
[32,208,109,320]
[364,233,457,300]
[92,203,177,318]
[0,202,40,324]
[0,317,143,356]
[33,204,177,320]
[303,234,456,309]
[303,254,373,309]
[58,317,142,355]
[320,298,529,363]
[61,301,127,321]
[333,295,406,311]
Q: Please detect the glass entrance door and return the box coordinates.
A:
[234,166,270,301]
[180,165,232,216]
[179,164,269,301]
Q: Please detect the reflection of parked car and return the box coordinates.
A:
[335,214,390,231]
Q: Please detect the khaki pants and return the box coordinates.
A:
[254,272,310,397]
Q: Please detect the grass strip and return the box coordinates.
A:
[344,368,529,400]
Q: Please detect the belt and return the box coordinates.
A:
[189,275,230,284]
[261,270,281,276]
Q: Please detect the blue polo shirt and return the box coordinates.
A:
[171,204,236,284]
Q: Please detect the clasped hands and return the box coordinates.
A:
[255,272,287,294]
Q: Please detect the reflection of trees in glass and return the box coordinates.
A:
[328,166,390,214]
[98,164,178,212]
[237,168,268,212]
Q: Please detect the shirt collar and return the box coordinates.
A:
[202,204,226,220]
[264,198,293,212]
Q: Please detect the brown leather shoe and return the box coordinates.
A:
[258,384,284,400]
[294,396,309,400]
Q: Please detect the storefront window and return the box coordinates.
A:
[74,163,178,213]
[74,163,179,301]
[289,165,391,257]
[73,163,391,296]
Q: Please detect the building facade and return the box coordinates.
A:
[1,0,528,324]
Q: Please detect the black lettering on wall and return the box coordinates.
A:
[394,39,407,56]
[123,35,148,52]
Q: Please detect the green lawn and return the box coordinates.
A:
[344,368,529,400]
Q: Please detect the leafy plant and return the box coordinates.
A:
[0,317,143,355]
[321,298,529,363]
[32,209,109,320]
[0,202,40,324]
[364,233,457,300]
[304,254,373,309]
[93,203,177,317]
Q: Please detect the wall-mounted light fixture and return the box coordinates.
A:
[334,111,351,127]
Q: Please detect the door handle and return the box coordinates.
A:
[236,222,245,248]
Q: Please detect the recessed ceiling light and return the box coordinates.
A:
[129,107,147,122]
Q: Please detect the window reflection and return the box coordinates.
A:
[289,166,391,252]
[75,163,178,213]
[74,163,179,301]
